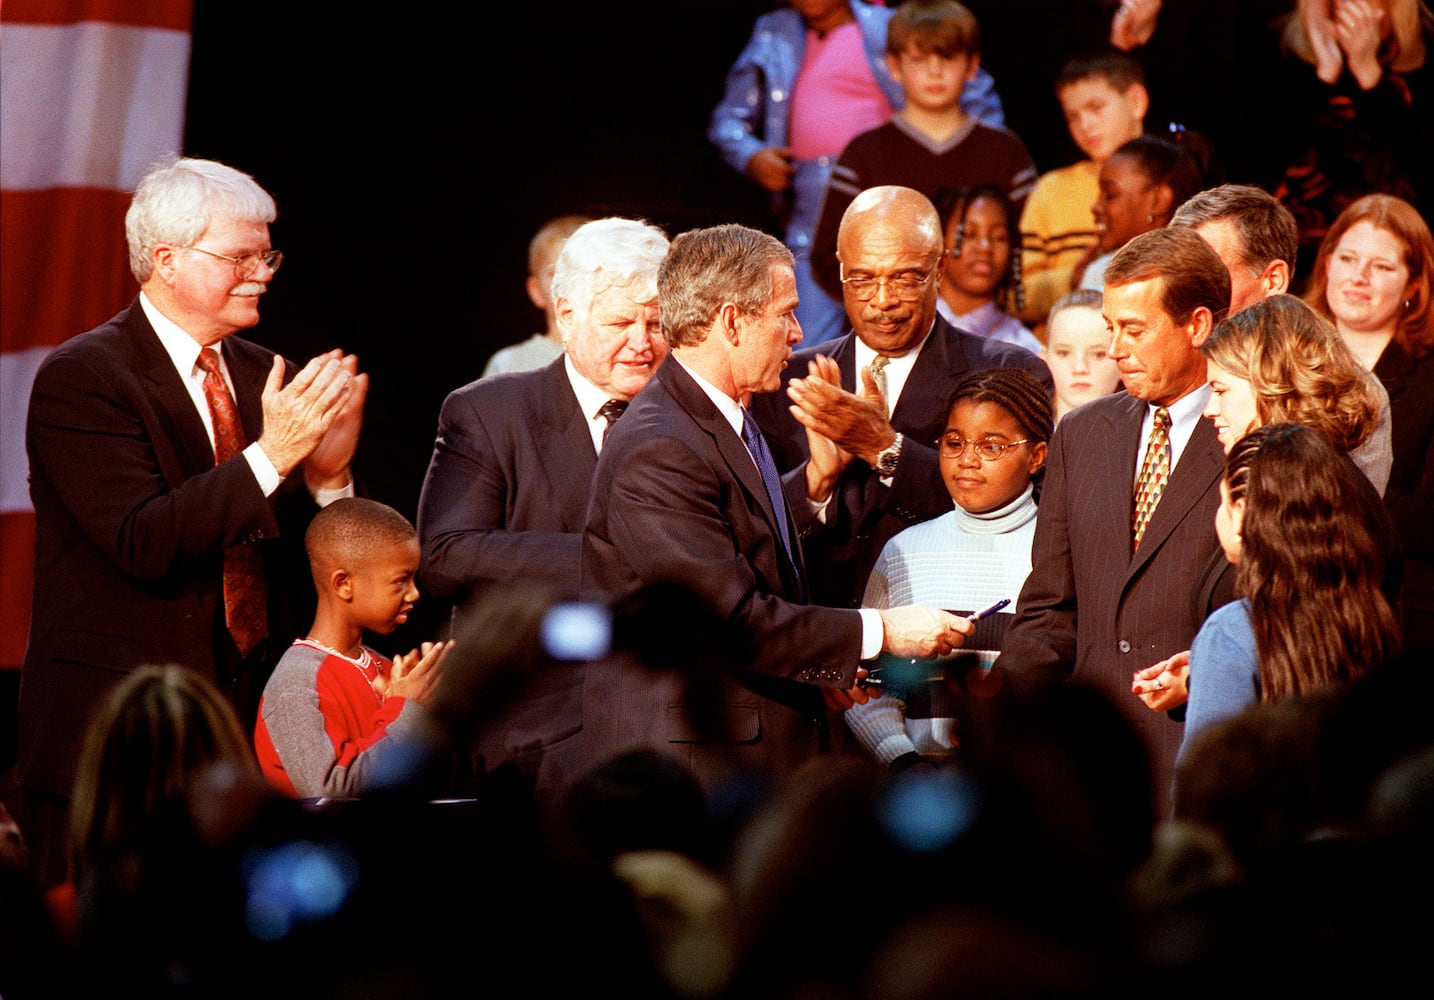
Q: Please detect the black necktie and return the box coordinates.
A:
[598,399,628,443]
[741,408,804,600]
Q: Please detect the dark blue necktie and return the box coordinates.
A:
[741,408,804,599]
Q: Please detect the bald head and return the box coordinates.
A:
[837,185,945,258]
[835,186,946,355]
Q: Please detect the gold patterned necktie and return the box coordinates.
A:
[1132,405,1171,551]
[198,348,268,657]
[867,355,891,416]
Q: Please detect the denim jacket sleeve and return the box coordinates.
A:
[707,9,804,175]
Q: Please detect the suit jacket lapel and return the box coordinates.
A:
[126,304,216,476]
[660,361,804,596]
[541,361,601,532]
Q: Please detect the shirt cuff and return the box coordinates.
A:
[858,607,883,661]
[243,442,281,497]
[312,480,356,507]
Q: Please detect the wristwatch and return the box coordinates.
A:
[874,433,903,477]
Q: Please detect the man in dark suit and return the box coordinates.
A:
[749,185,1053,608]
[415,217,669,807]
[580,223,970,792]
[1000,226,1238,810]
[17,157,366,887]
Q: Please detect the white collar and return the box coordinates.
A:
[673,356,747,438]
[140,291,216,380]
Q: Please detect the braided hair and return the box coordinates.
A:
[945,366,1054,448]
[935,183,1026,315]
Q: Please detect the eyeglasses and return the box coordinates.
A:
[185,245,284,278]
[838,263,935,301]
[937,435,1030,461]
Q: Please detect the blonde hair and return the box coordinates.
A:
[1201,294,1381,454]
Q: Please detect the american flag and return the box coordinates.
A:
[0,0,192,668]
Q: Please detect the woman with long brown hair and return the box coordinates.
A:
[1176,423,1402,770]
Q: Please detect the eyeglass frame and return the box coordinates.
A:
[183,245,284,278]
[838,261,938,301]
[936,434,1032,461]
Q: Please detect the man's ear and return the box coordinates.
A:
[1187,306,1215,349]
[719,302,741,345]
[554,298,575,345]
[1262,259,1291,296]
[151,244,178,282]
[965,51,981,81]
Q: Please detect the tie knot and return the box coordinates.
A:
[1153,406,1171,431]
[198,347,222,375]
[741,409,760,442]
[598,399,629,424]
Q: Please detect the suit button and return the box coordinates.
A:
[1117,640,1132,654]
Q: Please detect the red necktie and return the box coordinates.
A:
[198,348,268,656]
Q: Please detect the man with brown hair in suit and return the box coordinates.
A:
[579,222,971,791]
[416,217,669,809]
[1001,225,1237,810]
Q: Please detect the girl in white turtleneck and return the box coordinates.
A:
[846,367,1052,768]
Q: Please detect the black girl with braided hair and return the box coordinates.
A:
[844,366,1053,768]
[933,184,1044,356]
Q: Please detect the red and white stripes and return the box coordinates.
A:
[0,0,192,667]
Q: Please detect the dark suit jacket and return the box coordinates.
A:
[1000,390,1236,809]
[20,301,314,801]
[579,357,864,788]
[415,356,601,800]
[1375,341,1434,653]
[748,315,1053,607]
[417,357,597,604]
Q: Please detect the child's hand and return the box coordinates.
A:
[747,146,795,194]
[388,639,453,707]
[1132,649,1190,711]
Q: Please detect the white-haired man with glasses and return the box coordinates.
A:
[18,157,366,888]
[749,185,1052,611]
[415,216,670,813]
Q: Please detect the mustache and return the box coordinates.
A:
[231,282,268,296]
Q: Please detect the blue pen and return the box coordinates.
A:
[966,598,1010,622]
